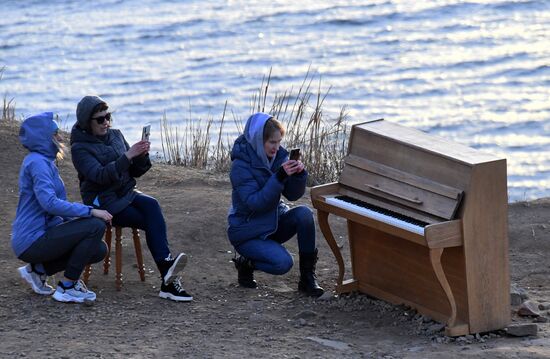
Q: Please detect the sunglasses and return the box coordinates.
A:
[92,112,112,125]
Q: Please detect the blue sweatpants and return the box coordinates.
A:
[235,206,316,275]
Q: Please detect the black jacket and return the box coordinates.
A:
[70,125,151,214]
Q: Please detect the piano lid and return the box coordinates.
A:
[355,119,505,166]
[337,119,500,221]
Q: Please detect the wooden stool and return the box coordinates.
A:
[83,225,146,291]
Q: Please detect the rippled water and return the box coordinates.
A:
[1,0,549,201]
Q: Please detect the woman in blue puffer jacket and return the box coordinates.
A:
[12,112,112,303]
[227,112,324,297]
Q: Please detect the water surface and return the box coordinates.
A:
[1,0,549,201]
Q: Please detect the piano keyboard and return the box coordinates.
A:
[325,195,428,235]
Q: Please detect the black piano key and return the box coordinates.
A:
[335,195,429,228]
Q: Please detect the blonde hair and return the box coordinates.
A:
[263,117,285,142]
[52,135,66,162]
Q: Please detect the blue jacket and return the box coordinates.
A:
[227,113,307,247]
[12,112,92,257]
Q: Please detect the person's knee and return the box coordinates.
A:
[140,196,165,222]
[142,195,161,210]
[89,218,107,237]
[271,254,294,275]
[90,241,108,263]
[295,206,314,225]
[87,219,108,263]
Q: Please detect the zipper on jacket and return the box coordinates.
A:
[263,206,279,239]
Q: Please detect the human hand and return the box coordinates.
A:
[295,160,305,174]
[91,209,113,224]
[142,141,150,154]
[281,160,302,176]
[125,140,149,160]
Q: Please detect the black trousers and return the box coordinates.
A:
[19,218,107,280]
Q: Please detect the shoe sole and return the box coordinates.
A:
[159,291,193,302]
[163,253,187,284]
[238,280,257,289]
[52,291,83,303]
[298,283,324,297]
[52,291,96,303]
[18,267,54,295]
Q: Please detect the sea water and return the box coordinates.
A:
[1,0,548,201]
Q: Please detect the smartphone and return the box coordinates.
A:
[289,148,301,161]
[141,124,151,141]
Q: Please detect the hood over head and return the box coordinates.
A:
[19,112,59,158]
[76,95,107,131]
[243,112,273,168]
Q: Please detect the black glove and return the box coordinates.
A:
[276,166,289,182]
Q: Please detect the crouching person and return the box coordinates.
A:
[227,112,324,297]
[12,112,112,303]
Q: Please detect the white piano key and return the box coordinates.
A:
[325,197,425,236]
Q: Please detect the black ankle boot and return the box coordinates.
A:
[232,256,257,288]
[298,249,324,297]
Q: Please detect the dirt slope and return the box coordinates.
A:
[1,119,549,358]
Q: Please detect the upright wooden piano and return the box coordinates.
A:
[311,119,510,336]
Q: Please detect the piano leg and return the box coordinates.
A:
[429,248,468,336]
[317,209,357,293]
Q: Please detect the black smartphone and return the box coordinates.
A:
[289,148,300,161]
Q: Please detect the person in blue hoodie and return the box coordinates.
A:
[12,112,113,303]
[227,112,324,297]
[70,95,192,302]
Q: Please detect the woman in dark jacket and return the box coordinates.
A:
[70,95,192,302]
[227,112,324,297]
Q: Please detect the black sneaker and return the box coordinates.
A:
[158,253,187,284]
[159,277,193,302]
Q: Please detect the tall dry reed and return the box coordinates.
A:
[1,67,17,122]
[250,67,349,185]
[160,101,237,171]
[160,69,349,184]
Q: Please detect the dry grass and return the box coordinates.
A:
[159,100,236,172]
[1,64,349,184]
[1,67,17,122]
[160,69,349,184]
[251,67,349,185]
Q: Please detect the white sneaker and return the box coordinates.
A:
[52,280,96,303]
[18,264,54,295]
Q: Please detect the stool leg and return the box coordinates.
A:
[83,264,92,284]
[132,228,146,282]
[115,226,122,291]
[103,225,112,275]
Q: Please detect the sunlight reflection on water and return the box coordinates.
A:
[1,0,549,201]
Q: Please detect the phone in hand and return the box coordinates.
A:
[289,148,301,161]
[141,124,151,142]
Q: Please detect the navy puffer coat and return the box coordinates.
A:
[227,113,307,247]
